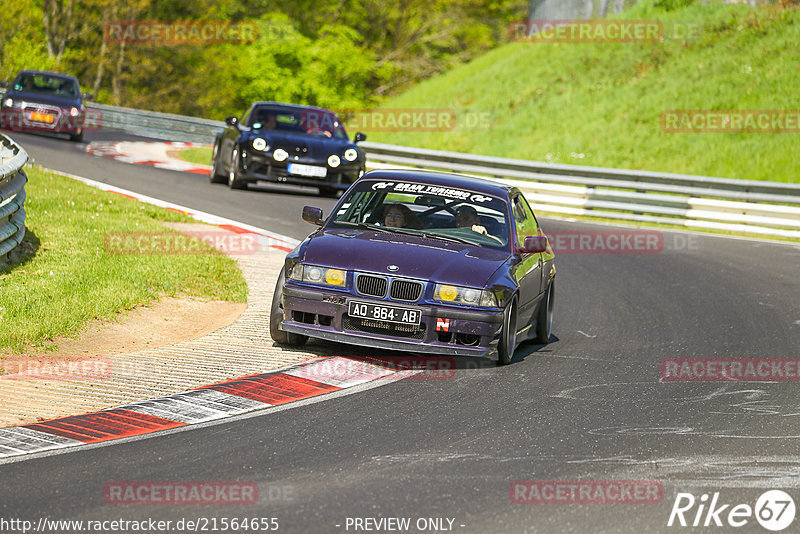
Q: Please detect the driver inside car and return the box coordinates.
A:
[456,205,503,244]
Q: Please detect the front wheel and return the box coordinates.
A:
[69,129,84,142]
[209,141,226,183]
[496,295,518,366]
[227,148,247,190]
[534,281,554,344]
[270,268,308,346]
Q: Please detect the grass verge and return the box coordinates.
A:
[0,166,247,355]
[172,146,213,166]
[366,1,800,182]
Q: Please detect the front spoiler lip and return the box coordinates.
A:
[281,321,498,359]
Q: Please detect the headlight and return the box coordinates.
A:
[273,148,288,161]
[69,107,80,117]
[252,138,268,151]
[2,98,12,108]
[327,155,341,168]
[343,148,358,161]
[288,264,347,288]
[433,284,496,307]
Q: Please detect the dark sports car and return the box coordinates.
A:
[270,169,556,364]
[0,70,92,142]
[210,102,367,196]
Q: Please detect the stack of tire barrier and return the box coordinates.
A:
[0,134,28,263]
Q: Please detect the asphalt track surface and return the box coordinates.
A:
[2,129,800,533]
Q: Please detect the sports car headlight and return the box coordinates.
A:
[69,107,80,117]
[273,148,289,161]
[433,284,496,307]
[343,148,358,162]
[327,155,341,168]
[252,137,268,151]
[288,264,347,288]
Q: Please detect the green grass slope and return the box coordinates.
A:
[367,1,799,182]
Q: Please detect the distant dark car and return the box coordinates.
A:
[270,169,556,365]
[0,70,92,142]
[210,102,367,196]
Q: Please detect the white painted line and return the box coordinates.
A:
[283,357,397,388]
[0,427,82,458]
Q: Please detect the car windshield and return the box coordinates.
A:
[248,107,348,140]
[330,179,510,249]
[12,74,79,99]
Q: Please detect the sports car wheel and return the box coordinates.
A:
[69,129,84,142]
[209,141,226,183]
[269,268,308,346]
[534,281,554,344]
[227,148,246,190]
[497,295,518,366]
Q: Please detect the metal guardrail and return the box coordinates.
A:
[0,134,28,262]
[2,89,798,239]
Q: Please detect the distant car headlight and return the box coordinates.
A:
[252,137,268,151]
[69,107,80,117]
[2,98,12,108]
[328,155,341,168]
[433,284,496,307]
[288,263,347,288]
[273,148,289,162]
[344,148,358,162]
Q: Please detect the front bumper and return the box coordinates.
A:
[280,284,504,358]
[239,150,361,189]
[0,107,82,134]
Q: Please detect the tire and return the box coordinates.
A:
[534,280,554,344]
[69,129,84,142]
[227,147,247,190]
[318,186,339,198]
[496,295,518,366]
[269,268,308,346]
[209,141,226,183]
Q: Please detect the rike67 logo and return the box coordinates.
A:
[668,490,795,531]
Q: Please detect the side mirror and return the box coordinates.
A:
[519,235,547,254]
[302,206,324,226]
[225,116,239,128]
[354,132,367,143]
[0,81,8,89]
[82,92,94,101]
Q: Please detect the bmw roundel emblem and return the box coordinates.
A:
[387,265,399,272]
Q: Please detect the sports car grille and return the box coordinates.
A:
[390,280,423,302]
[343,316,426,340]
[356,274,387,297]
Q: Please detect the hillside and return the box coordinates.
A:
[366,1,799,182]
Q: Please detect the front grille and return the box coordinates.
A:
[390,279,423,302]
[356,274,387,297]
[343,315,426,340]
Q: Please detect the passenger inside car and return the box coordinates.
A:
[383,203,423,229]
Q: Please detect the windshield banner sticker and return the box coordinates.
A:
[371,182,492,202]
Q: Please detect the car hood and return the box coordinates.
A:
[300,229,510,287]
[6,91,81,109]
[244,130,355,159]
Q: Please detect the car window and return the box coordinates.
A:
[248,107,349,140]
[331,180,511,249]
[512,194,539,247]
[13,74,79,98]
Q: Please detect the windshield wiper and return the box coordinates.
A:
[420,232,481,246]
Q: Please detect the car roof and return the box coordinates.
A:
[15,70,80,83]
[250,102,337,114]
[359,169,518,198]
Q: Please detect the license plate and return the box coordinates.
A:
[287,163,327,178]
[348,301,422,325]
[28,111,55,123]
